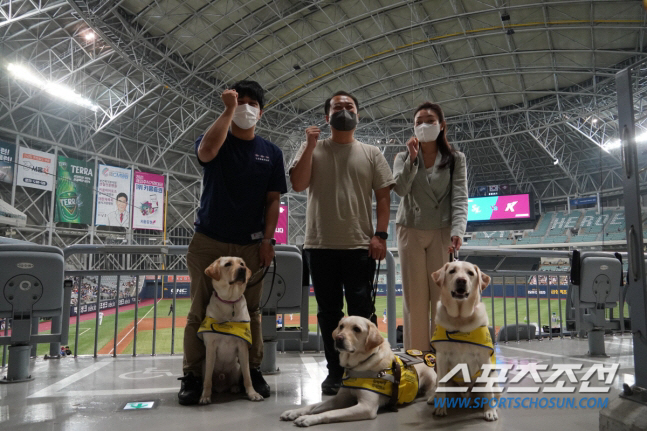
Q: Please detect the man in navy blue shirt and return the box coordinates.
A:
[178,81,287,405]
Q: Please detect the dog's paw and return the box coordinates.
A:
[484,409,498,421]
[199,393,211,405]
[433,405,447,416]
[280,409,302,421]
[247,390,264,401]
[294,415,319,427]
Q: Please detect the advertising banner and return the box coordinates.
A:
[55,156,94,224]
[95,164,132,227]
[16,147,55,191]
[132,171,164,230]
[570,196,597,206]
[71,297,137,316]
[275,203,288,244]
[0,141,16,184]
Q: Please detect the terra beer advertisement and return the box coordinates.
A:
[55,156,94,224]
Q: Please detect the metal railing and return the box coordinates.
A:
[458,247,631,343]
[0,244,634,367]
[65,245,189,358]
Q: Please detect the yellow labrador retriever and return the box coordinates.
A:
[281,316,436,427]
[198,256,263,404]
[429,260,499,421]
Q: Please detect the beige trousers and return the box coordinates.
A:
[396,224,451,352]
[183,232,264,375]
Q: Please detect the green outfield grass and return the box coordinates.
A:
[32,302,175,356]
[119,327,185,356]
[14,295,627,359]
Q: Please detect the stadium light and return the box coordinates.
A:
[602,131,647,152]
[553,159,559,165]
[84,31,95,41]
[7,63,99,112]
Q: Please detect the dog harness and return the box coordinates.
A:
[341,354,427,407]
[430,325,496,382]
[197,317,252,345]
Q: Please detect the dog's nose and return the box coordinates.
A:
[235,267,247,281]
[334,334,345,348]
[455,278,467,292]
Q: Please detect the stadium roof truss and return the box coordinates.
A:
[1,0,647,247]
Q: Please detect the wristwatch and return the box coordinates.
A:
[374,231,388,240]
[262,238,276,246]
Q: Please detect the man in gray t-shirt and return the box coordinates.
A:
[290,91,395,395]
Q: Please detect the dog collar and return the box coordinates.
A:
[213,291,244,305]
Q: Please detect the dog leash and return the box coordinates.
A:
[449,248,459,262]
[369,259,381,326]
[246,265,270,289]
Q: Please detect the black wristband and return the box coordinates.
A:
[374,231,388,240]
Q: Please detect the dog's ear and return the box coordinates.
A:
[364,321,384,352]
[478,267,491,291]
[431,263,450,287]
[204,259,221,281]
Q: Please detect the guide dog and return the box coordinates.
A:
[198,256,263,403]
[280,316,436,426]
[428,260,499,421]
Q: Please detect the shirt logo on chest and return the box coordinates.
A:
[255,153,270,163]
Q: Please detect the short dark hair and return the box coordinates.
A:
[324,91,360,116]
[413,102,455,169]
[231,80,265,110]
[116,192,128,202]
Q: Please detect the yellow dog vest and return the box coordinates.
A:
[197,317,252,345]
[341,356,419,405]
[430,325,496,383]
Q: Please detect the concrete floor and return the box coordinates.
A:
[0,335,637,431]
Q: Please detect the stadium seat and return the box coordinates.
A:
[0,240,71,382]
[570,252,621,356]
[259,245,306,373]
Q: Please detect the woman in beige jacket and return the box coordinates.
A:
[393,102,468,352]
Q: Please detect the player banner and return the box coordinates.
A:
[0,141,16,184]
[132,171,164,230]
[275,203,288,244]
[95,164,132,227]
[16,147,55,191]
[55,156,94,224]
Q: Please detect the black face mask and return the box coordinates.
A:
[329,109,358,131]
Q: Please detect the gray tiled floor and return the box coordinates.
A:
[0,335,636,431]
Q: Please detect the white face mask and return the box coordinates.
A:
[232,104,260,130]
[414,123,441,142]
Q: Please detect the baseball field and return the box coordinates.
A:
[18,295,592,358]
